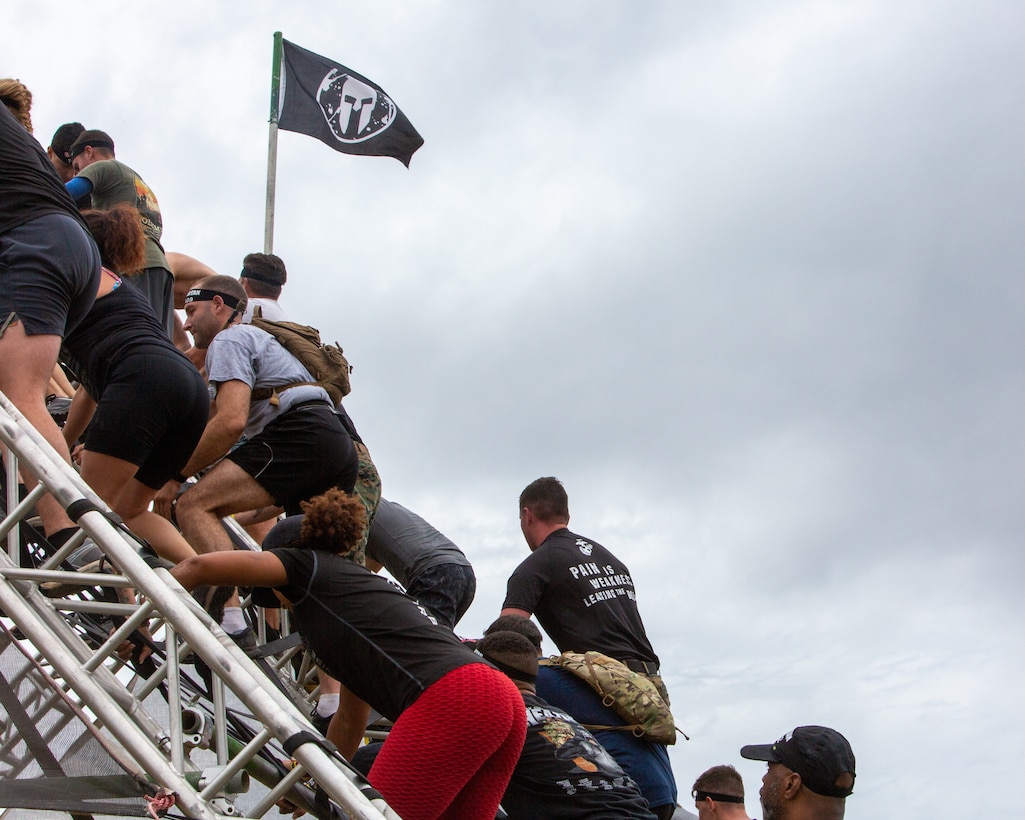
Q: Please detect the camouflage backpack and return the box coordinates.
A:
[547,650,679,745]
[249,307,352,405]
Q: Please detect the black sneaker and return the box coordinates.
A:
[228,627,257,653]
[194,627,258,696]
[191,585,235,626]
[310,704,334,735]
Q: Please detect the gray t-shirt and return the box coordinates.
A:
[205,323,331,438]
[366,499,471,588]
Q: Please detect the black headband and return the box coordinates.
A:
[475,649,537,685]
[239,266,282,286]
[694,791,745,804]
[184,288,242,309]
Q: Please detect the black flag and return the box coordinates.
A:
[277,39,424,167]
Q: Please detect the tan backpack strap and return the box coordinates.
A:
[581,723,648,738]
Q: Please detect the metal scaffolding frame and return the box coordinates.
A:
[0,392,398,820]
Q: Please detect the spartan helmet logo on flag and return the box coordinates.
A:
[277,39,423,165]
[317,69,397,144]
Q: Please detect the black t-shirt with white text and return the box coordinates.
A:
[503,528,658,666]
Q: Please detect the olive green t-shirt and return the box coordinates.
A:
[77,159,169,272]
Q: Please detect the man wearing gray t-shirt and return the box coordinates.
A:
[366,498,476,629]
[162,275,358,564]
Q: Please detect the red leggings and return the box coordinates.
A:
[369,663,526,820]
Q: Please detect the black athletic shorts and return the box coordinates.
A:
[0,213,101,337]
[84,350,210,489]
[227,402,358,515]
[407,563,477,630]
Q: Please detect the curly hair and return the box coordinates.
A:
[81,205,145,273]
[300,488,367,557]
[0,78,32,133]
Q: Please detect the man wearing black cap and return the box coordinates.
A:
[740,726,856,820]
[46,122,85,182]
[65,129,175,339]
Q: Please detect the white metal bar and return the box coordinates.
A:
[0,391,393,819]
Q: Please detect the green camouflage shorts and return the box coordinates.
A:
[348,441,381,566]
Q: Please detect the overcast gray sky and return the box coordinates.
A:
[7,1,1024,815]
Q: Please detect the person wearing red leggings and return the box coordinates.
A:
[172,488,525,819]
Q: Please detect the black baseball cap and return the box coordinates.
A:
[741,725,856,798]
[50,122,85,164]
[68,129,115,160]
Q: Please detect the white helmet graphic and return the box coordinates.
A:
[317,70,396,143]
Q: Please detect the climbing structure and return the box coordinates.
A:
[0,393,398,820]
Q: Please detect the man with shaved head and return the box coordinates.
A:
[500,475,679,817]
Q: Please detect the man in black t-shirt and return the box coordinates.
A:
[500,476,680,819]
[501,476,665,693]
[477,631,656,820]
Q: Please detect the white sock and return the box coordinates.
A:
[317,694,339,717]
[221,607,247,635]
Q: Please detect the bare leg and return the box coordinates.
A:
[0,324,78,535]
[175,460,276,612]
[242,517,280,630]
[243,517,277,544]
[174,460,276,555]
[327,686,372,761]
[319,673,342,699]
[80,451,198,564]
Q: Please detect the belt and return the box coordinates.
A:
[622,658,660,676]
[286,399,333,413]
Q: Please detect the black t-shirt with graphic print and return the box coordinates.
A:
[271,547,480,721]
[501,692,656,820]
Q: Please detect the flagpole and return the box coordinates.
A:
[264,31,283,254]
